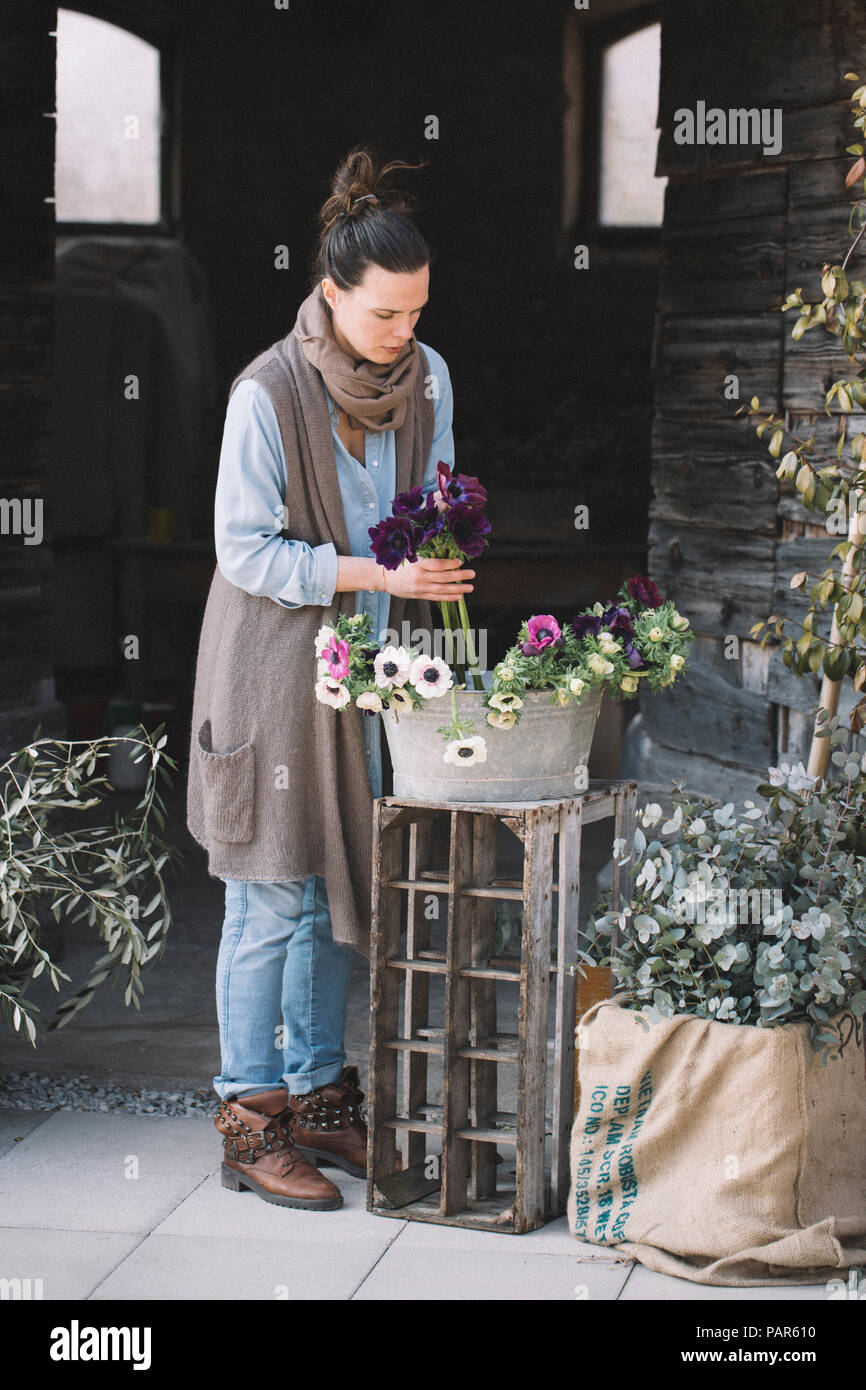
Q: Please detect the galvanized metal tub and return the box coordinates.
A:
[381,686,603,803]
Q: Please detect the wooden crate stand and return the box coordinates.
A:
[366,779,637,1234]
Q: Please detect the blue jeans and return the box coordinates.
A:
[213,875,356,1101]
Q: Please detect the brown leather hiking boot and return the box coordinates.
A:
[215,1087,343,1210]
[287,1065,401,1179]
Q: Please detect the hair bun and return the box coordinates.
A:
[340,191,379,219]
[313,144,431,291]
[320,146,425,235]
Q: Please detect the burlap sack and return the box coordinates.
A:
[567,997,866,1285]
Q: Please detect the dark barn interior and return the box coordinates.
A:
[3,0,665,792]
[4,0,866,841]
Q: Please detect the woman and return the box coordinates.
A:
[186,148,474,1211]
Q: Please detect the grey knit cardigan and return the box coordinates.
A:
[186,326,435,956]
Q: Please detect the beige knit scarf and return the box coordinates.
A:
[293,281,419,433]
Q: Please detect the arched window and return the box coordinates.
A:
[563,4,667,241]
[598,20,665,227]
[54,8,165,226]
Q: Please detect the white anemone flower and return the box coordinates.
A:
[443,736,488,766]
[388,687,414,715]
[487,709,516,729]
[314,624,337,657]
[374,645,411,690]
[587,653,615,677]
[488,690,523,712]
[409,654,453,698]
[315,678,350,709]
[356,691,383,714]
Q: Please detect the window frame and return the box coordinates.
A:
[577,1,664,248]
[54,3,180,236]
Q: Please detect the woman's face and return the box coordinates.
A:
[322,263,429,365]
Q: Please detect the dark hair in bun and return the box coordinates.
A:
[313,145,431,290]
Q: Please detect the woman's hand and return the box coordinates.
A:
[385,556,474,600]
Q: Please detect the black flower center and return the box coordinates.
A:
[422,667,439,683]
[457,746,473,758]
[536,628,552,642]
[383,661,398,678]
[327,650,341,664]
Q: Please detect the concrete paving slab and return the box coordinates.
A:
[0,1107,52,1160]
[0,1112,215,1232]
[0,1228,142,1300]
[351,1239,633,1300]
[157,1167,405,1245]
[620,1263,835,1300]
[381,1211,631,1259]
[88,1232,392,1300]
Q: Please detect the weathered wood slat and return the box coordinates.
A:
[788,155,857,209]
[440,811,473,1216]
[653,314,782,418]
[367,802,404,1211]
[469,812,499,1201]
[386,956,446,974]
[401,818,433,1171]
[551,798,581,1216]
[659,215,787,316]
[648,519,776,638]
[640,657,776,768]
[664,170,786,227]
[658,0,865,116]
[656,101,853,179]
[515,807,556,1233]
[649,417,778,534]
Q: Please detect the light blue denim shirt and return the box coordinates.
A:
[213,341,455,797]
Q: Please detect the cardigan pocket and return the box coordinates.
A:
[197,718,256,844]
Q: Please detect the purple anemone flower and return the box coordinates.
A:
[602,605,635,638]
[572,612,602,640]
[416,501,445,546]
[392,487,428,521]
[445,502,491,558]
[624,641,646,670]
[368,515,418,570]
[392,488,444,546]
[627,574,663,608]
[521,614,562,656]
[436,460,488,511]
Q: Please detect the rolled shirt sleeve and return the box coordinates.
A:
[419,344,455,494]
[214,378,338,608]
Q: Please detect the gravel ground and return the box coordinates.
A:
[0,1072,217,1117]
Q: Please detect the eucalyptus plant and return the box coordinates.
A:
[0,723,182,1044]
[743,72,866,733]
[587,710,866,1060]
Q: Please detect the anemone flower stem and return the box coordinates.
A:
[456,595,482,690]
[438,600,465,686]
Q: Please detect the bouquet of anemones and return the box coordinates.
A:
[314,612,454,718]
[482,575,694,729]
[367,461,491,689]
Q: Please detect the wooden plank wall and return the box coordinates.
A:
[639,0,866,793]
[0,2,65,762]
